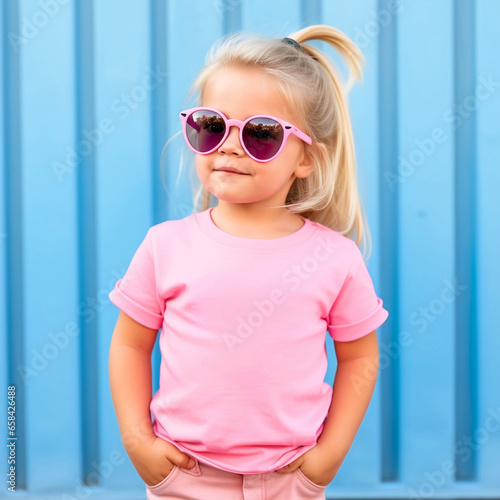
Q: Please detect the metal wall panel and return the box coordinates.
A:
[1,0,499,498]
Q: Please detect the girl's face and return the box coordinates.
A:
[196,66,313,208]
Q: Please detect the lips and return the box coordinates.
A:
[214,166,248,175]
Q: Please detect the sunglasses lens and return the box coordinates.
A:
[243,118,284,160]
[186,110,226,153]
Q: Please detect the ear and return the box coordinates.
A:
[294,142,324,178]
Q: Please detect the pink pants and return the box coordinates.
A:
[145,458,327,499]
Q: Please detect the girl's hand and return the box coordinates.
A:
[275,443,344,487]
[126,435,196,487]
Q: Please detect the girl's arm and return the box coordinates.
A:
[315,330,380,473]
[108,311,159,450]
[108,311,196,485]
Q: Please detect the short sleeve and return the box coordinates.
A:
[108,228,164,330]
[327,242,389,342]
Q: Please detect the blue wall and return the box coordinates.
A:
[1,0,499,498]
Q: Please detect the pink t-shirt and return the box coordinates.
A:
[109,207,389,474]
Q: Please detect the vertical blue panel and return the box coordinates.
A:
[223,0,242,33]
[375,0,400,484]
[1,0,23,491]
[19,0,81,492]
[4,1,28,490]
[454,0,478,482]
[398,0,456,495]
[74,0,99,486]
[151,0,169,229]
[476,0,500,490]
[0,0,7,487]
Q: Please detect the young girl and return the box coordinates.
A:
[108,24,389,500]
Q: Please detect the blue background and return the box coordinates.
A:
[1,0,499,498]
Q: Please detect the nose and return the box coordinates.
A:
[218,125,245,157]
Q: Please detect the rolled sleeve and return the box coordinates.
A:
[327,242,389,342]
[109,228,164,330]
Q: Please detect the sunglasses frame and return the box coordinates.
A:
[179,106,312,163]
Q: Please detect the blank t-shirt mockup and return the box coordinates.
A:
[108,207,389,474]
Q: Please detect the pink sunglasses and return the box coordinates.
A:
[179,106,312,163]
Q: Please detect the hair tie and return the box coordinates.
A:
[281,37,303,52]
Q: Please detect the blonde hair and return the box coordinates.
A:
[178,24,373,258]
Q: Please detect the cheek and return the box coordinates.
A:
[195,159,210,183]
[195,159,233,195]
